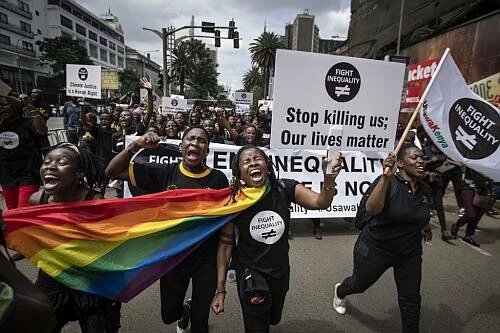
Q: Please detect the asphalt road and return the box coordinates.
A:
[2,117,500,332]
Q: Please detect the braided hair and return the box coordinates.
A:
[46,142,105,190]
[228,145,283,204]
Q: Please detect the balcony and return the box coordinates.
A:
[0,0,32,19]
[0,21,34,38]
[0,41,36,57]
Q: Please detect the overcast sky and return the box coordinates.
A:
[78,0,351,91]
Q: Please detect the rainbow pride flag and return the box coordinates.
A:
[2,184,269,302]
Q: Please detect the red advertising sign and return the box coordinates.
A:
[401,58,439,108]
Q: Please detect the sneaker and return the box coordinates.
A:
[177,299,191,332]
[458,207,465,217]
[313,228,323,240]
[463,236,480,248]
[227,269,237,283]
[333,283,347,315]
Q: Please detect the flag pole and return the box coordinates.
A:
[393,48,450,156]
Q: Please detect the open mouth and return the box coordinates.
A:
[416,166,425,173]
[249,169,263,183]
[186,149,201,161]
[43,174,59,190]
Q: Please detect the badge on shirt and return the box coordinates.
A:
[249,210,285,245]
[0,131,20,149]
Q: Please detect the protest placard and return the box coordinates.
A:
[270,50,406,151]
[162,97,188,114]
[232,91,253,105]
[66,64,101,99]
[124,136,386,218]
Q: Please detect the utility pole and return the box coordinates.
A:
[143,22,239,97]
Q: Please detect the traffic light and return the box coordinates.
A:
[215,30,221,47]
[228,19,235,39]
[233,31,239,49]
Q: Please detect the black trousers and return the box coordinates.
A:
[160,250,216,333]
[441,166,464,208]
[455,188,485,236]
[429,182,447,231]
[235,269,288,333]
[337,237,422,333]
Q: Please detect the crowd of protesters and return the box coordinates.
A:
[1,77,498,333]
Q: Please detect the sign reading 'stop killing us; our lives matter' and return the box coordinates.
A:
[66,64,102,99]
[270,50,406,151]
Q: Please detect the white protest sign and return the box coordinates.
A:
[171,94,184,99]
[258,99,273,112]
[235,104,250,114]
[66,64,101,99]
[162,97,188,114]
[140,89,161,110]
[232,91,253,105]
[124,136,386,218]
[271,50,406,151]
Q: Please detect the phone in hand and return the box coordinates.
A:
[326,149,341,174]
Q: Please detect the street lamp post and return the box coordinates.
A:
[16,34,37,94]
[397,0,405,55]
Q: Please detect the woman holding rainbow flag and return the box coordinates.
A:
[210,145,343,332]
[106,126,228,333]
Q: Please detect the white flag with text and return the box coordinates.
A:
[420,49,500,180]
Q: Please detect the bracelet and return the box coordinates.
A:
[126,142,141,155]
[215,288,226,296]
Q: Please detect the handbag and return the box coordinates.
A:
[472,189,496,210]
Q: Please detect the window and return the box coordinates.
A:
[0,34,10,45]
[35,10,39,16]
[109,41,116,50]
[88,43,98,58]
[109,52,116,65]
[99,36,107,46]
[22,41,33,50]
[117,56,124,68]
[117,45,124,54]
[0,12,8,24]
[61,31,72,39]
[37,29,41,34]
[88,30,97,41]
[100,48,107,62]
[20,21,31,33]
[76,23,86,36]
[60,15,72,29]
[18,1,29,13]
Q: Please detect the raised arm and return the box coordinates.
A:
[105,132,160,181]
[365,153,396,216]
[140,77,154,126]
[215,108,238,142]
[211,222,236,315]
[295,152,343,210]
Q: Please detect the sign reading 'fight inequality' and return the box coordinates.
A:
[270,50,406,151]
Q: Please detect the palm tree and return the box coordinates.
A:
[248,31,284,98]
[171,41,194,95]
[242,67,263,92]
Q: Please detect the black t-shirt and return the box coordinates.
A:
[233,179,297,286]
[361,174,431,257]
[0,118,44,186]
[130,161,229,255]
[84,126,115,169]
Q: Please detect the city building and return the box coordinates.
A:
[46,1,125,70]
[125,46,161,88]
[0,0,126,97]
[0,0,48,93]
[289,9,319,52]
[318,38,345,54]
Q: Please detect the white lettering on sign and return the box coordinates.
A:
[407,61,438,82]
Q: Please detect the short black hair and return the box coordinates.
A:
[397,143,420,160]
[181,126,210,143]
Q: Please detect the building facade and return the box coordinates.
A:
[289,10,319,52]
[125,46,161,88]
[0,0,48,93]
[0,0,126,96]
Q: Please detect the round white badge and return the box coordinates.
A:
[249,210,285,245]
[0,131,20,150]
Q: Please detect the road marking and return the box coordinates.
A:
[458,239,492,256]
[429,220,493,256]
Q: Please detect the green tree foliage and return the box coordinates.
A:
[38,36,93,76]
[118,69,141,96]
[171,39,218,98]
[248,31,283,98]
[242,66,263,92]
